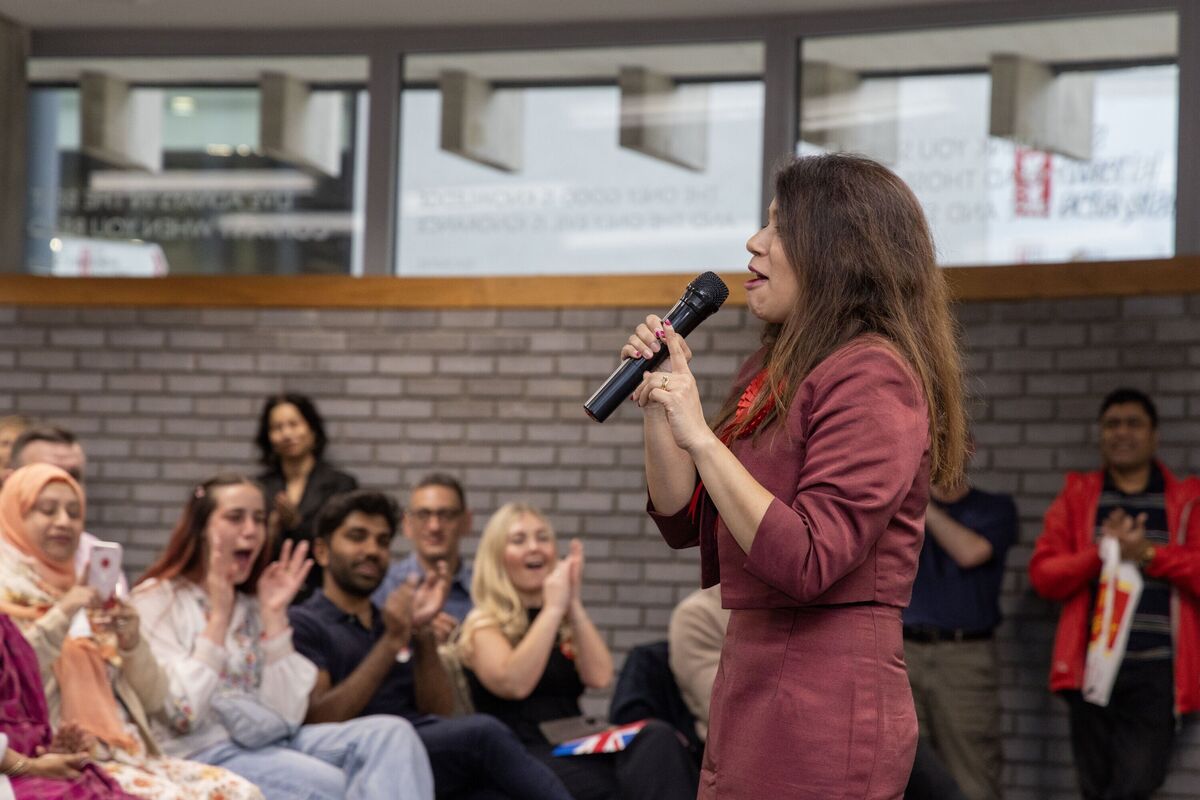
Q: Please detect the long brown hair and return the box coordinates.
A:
[713,154,967,486]
[137,473,273,593]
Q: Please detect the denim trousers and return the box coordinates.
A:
[195,715,435,800]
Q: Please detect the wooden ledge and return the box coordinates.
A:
[1,257,1198,308]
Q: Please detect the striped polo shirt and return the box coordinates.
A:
[1094,465,1172,661]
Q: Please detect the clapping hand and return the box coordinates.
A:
[271,492,301,536]
[1101,509,1150,563]
[381,579,416,646]
[49,722,96,756]
[567,539,584,608]
[412,562,451,629]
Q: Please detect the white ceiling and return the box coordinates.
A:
[30,56,372,84]
[805,12,1177,73]
[25,11,1175,86]
[0,0,980,30]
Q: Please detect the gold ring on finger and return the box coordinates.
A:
[660,376,670,390]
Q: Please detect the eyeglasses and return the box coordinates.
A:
[409,507,464,524]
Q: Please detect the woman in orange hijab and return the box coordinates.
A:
[0,464,263,800]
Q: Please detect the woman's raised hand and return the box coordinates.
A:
[205,529,237,625]
[620,314,692,367]
[567,539,584,607]
[257,539,312,615]
[543,557,573,616]
[634,322,714,453]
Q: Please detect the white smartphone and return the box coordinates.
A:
[86,541,124,602]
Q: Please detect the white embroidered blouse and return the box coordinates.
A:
[130,578,317,758]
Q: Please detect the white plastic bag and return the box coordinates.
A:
[1082,537,1144,707]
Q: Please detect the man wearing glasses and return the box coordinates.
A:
[374,473,474,642]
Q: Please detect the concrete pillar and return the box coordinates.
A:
[260,71,343,178]
[80,72,163,172]
[0,15,29,272]
[618,66,707,172]
[438,69,522,173]
[801,60,898,165]
[989,54,1093,161]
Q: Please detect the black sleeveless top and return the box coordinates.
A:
[465,608,584,745]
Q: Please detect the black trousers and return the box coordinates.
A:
[530,719,699,800]
[1063,659,1176,800]
[414,714,573,800]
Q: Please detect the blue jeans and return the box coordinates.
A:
[196,715,434,800]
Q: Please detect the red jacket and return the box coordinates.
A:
[1029,463,1200,714]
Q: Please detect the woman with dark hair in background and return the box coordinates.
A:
[255,394,357,598]
[626,153,968,798]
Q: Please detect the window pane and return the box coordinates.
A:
[798,13,1177,265]
[397,44,764,276]
[25,58,368,276]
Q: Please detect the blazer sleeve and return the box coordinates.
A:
[741,347,929,603]
[1029,479,1101,602]
[647,491,702,550]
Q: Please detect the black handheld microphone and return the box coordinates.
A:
[584,271,730,423]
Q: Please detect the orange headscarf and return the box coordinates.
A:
[0,463,136,752]
[0,463,85,593]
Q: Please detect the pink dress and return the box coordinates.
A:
[0,614,138,800]
[650,338,930,800]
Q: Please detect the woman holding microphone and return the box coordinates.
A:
[625,154,967,799]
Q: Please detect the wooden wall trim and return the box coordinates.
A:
[2,257,1199,309]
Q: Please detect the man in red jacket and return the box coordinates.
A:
[1030,388,1200,800]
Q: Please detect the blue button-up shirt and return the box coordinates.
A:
[371,553,474,621]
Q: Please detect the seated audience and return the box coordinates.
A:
[132,474,433,800]
[5,425,128,596]
[0,416,31,471]
[0,464,263,800]
[1,612,138,800]
[458,502,697,800]
[255,394,357,599]
[289,490,573,800]
[666,586,727,742]
[374,474,474,636]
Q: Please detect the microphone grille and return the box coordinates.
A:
[691,271,730,310]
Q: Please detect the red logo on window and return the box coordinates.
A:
[1014,149,1053,217]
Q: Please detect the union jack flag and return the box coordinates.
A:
[552,720,648,756]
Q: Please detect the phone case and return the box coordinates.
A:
[87,542,124,601]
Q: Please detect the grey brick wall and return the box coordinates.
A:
[2,294,1200,798]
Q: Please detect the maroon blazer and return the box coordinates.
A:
[650,337,931,610]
